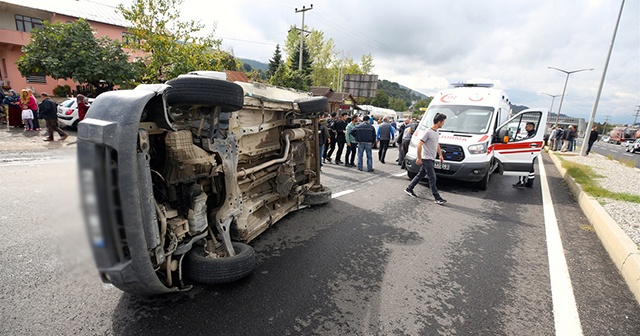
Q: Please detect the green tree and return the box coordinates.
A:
[412,97,433,116]
[284,25,373,91]
[267,44,283,78]
[360,54,374,74]
[270,64,309,91]
[118,0,239,83]
[389,97,408,111]
[371,90,390,108]
[17,19,138,88]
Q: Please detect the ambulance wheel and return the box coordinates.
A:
[476,171,490,190]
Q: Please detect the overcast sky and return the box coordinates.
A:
[96,0,639,125]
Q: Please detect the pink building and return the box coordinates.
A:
[0,0,130,95]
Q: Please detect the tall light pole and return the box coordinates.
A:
[548,67,594,128]
[580,0,625,156]
[542,93,561,125]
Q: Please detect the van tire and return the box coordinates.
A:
[407,171,417,180]
[184,242,256,284]
[295,97,328,115]
[303,186,332,205]
[165,75,245,112]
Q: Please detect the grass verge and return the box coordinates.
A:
[557,155,640,204]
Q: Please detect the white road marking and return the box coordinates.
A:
[394,172,407,177]
[332,189,355,198]
[538,159,584,336]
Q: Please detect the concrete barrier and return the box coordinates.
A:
[549,152,640,304]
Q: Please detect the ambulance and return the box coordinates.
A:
[404,83,548,190]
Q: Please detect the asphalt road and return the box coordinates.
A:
[575,138,640,168]
[0,142,639,335]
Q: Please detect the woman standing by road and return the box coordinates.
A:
[77,94,89,122]
[3,90,22,128]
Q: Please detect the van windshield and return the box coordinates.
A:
[420,105,494,134]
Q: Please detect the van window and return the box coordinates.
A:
[420,105,494,134]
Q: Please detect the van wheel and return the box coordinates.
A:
[407,171,417,179]
[165,75,245,111]
[295,97,328,115]
[476,171,490,190]
[184,242,256,284]
[303,186,332,205]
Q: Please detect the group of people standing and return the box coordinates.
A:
[1,89,73,141]
[548,125,577,152]
[319,113,418,173]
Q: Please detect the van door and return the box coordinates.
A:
[492,109,548,174]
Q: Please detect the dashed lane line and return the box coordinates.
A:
[332,189,355,198]
[538,159,584,336]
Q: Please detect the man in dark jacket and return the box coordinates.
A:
[561,125,575,152]
[351,115,376,172]
[332,112,348,165]
[323,112,337,163]
[586,125,598,155]
[39,92,68,142]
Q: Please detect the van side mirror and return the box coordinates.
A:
[494,129,508,143]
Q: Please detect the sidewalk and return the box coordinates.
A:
[548,149,640,304]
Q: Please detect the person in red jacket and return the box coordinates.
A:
[77,94,89,121]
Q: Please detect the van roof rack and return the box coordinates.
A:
[450,82,494,88]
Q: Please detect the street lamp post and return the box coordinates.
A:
[548,67,594,128]
[541,93,561,124]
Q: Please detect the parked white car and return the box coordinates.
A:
[57,98,94,129]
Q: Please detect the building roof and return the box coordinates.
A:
[327,92,352,103]
[310,87,333,97]
[224,71,249,83]
[1,0,129,27]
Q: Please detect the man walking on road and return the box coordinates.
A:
[351,115,376,172]
[586,125,598,155]
[405,113,447,205]
[377,116,395,164]
[39,92,68,142]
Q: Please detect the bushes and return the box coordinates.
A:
[53,85,71,97]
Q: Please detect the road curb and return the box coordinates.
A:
[548,152,640,305]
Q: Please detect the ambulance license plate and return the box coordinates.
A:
[434,161,450,170]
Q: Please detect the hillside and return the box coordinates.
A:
[239,58,268,71]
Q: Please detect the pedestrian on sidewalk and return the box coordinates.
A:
[39,92,68,141]
[586,125,598,155]
[405,113,447,205]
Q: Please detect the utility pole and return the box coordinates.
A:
[633,105,640,126]
[295,4,313,71]
[603,115,611,135]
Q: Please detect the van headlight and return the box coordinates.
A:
[468,142,488,154]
